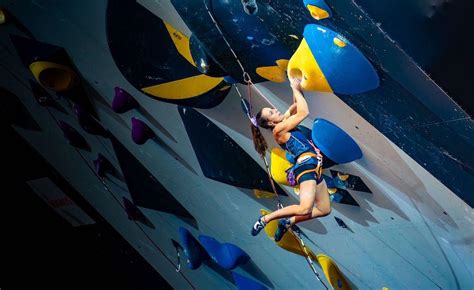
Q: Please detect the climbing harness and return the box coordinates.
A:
[284,136,324,186]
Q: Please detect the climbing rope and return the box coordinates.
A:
[246,78,278,109]
[261,156,284,209]
[290,228,329,289]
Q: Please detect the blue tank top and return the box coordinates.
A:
[279,129,315,159]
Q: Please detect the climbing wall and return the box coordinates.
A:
[0,0,473,289]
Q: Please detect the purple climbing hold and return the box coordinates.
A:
[112,87,139,113]
[73,104,108,137]
[58,120,91,151]
[93,153,114,178]
[131,117,155,145]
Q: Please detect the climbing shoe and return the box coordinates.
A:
[274,218,291,242]
[251,215,266,236]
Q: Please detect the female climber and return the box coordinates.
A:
[250,77,331,241]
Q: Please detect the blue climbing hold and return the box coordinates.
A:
[303,24,379,94]
[198,235,250,270]
[232,272,268,290]
[178,227,210,270]
[312,118,362,164]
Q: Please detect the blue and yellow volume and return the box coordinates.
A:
[288,24,379,94]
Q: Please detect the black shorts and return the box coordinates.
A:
[293,157,322,184]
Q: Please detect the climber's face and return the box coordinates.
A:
[261,107,283,127]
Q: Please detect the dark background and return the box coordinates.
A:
[1,123,172,290]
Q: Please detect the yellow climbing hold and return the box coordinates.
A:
[219,85,231,91]
[260,209,352,290]
[255,59,289,83]
[328,187,337,194]
[333,37,347,48]
[287,38,333,92]
[317,254,352,289]
[270,148,293,186]
[276,59,289,71]
[306,4,330,20]
[29,61,79,92]
[254,189,276,198]
[141,74,223,100]
[260,209,318,260]
[337,172,349,181]
[256,66,286,83]
[163,21,195,66]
